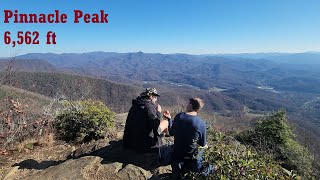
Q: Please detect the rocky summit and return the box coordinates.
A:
[0,113,173,180]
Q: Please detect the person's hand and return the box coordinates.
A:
[163,110,171,119]
[157,104,162,113]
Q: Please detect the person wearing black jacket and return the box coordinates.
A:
[123,88,172,153]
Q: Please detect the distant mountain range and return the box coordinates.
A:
[8,51,320,93]
[1,51,320,141]
[0,59,57,72]
[209,52,320,64]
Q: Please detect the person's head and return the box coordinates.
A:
[186,98,204,112]
[140,87,160,103]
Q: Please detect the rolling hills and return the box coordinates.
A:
[1,51,320,150]
[0,71,245,114]
[16,52,320,94]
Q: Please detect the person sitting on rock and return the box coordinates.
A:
[123,87,172,153]
[170,98,211,176]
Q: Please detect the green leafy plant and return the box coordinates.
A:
[54,100,115,143]
[236,109,313,177]
[186,133,294,180]
[185,109,317,179]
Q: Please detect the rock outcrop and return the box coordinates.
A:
[22,156,153,180]
[1,113,173,180]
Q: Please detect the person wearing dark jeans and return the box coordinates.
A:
[168,98,212,177]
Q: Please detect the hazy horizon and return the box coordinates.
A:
[1,50,320,58]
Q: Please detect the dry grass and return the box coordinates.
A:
[15,133,55,153]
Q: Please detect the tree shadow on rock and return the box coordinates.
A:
[90,140,160,171]
[149,173,173,180]
[14,159,66,170]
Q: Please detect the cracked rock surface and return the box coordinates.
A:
[0,113,173,180]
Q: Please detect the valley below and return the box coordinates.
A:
[1,51,320,158]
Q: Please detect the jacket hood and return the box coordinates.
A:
[132,96,149,106]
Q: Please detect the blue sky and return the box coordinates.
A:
[0,0,319,57]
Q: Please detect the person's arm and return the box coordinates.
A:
[158,110,173,135]
[163,110,173,129]
[198,121,207,147]
[168,113,180,136]
[159,117,173,135]
[168,118,173,129]
[145,102,161,136]
[146,103,161,120]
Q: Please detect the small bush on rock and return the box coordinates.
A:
[55,100,115,143]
